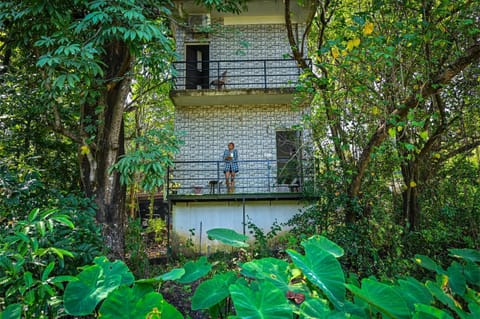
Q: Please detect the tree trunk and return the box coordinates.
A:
[400,161,421,231]
[80,40,132,259]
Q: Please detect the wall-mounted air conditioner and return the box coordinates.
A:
[188,14,211,28]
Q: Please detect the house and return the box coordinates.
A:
[167,0,313,253]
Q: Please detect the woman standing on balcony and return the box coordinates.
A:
[223,142,239,193]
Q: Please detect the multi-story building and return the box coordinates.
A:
[167,0,313,252]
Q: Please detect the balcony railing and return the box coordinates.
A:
[167,159,312,197]
[172,59,309,90]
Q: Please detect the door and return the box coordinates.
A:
[276,130,302,185]
[185,44,209,89]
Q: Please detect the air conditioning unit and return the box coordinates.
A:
[188,14,211,28]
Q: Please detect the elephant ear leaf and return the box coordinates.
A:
[192,271,237,310]
[94,256,135,286]
[346,278,410,319]
[240,257,290,291]
[287,236,345,309]
[177,256,212,284]
[207,228,249,248]
[64,264,122,316]
[229,281,292,319]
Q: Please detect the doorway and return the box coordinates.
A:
[185,44,209,89]
[276,130,302,185]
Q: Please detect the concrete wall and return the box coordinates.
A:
[171,200,302,252]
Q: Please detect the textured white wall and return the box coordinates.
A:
[172,200,302,251]
[174,20,306,89]
[173,103,308,193]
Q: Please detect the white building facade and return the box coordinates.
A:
[168,0,313,252]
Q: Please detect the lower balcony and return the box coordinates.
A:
[167,159,311,201]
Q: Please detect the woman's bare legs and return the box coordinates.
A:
[230,172,235,192]
[225,171,235,193]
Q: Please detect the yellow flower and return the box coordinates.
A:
[347,40,355,51]
[363,22,374,35]
[410,181,417,188]
[80,145,90,155]
[331,46,340,59]
[347,38,361,51]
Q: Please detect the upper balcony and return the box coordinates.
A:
[170,58,310,106]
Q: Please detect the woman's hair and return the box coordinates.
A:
[228,142,235,147]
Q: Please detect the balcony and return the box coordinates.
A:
[170,59,309,106]
[167,159,312,201]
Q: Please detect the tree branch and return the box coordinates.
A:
[349,41,480,198]
[284,0,311,70]
[50,104,82,144]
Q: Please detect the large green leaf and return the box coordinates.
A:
[448,249,480,263]
[136,268,185,284]
[94,256,135,286]
[63,264,122,315]
[299,298,331,319]
[302,235,344,258]
[415,255,444,274]
[134,291,183,319]
[97,285,182,319]
[287,244,345,309]
[97,285,136,318]
[0,303,21,319]
[346,279,411,319]
[463,261,480,287]
[229,281,293,319]
[240,257,290,291]
[207,228,249,248]
[177,256,212,284]
[446,262,466,296]
[191,271,237,310]
[398,277,434,310]
[413,304,454,319]
[425,280,468,318]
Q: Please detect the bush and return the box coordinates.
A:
[0,165,104,272]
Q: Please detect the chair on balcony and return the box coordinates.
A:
[208,180,223,194]
[210,71,227,89]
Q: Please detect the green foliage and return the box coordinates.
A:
[177,256,212,284]
[146,218,167,244]
[229,281,293,319]
[207,228,249,248]
[0,165,104,271]
[183,232,480,318]
[125,218,149,278]
[62,257,182,318]
[191,271,237,310]
[0,208,76,318]
[110,126,182,192]
[247,218,282,257]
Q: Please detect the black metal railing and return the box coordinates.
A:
[172,58,310,90]
[167,159,312,196]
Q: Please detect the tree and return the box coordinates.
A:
[285,0,480,227]
[0,0,246,258]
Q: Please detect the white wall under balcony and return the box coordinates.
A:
[171,199,302,252]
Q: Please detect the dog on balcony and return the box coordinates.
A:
[210,70,227,89]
